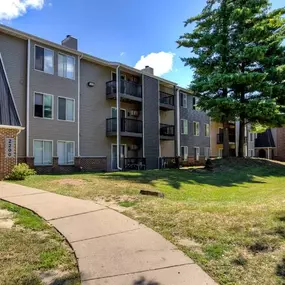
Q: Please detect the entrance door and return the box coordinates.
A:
[112,144,127,170]
[111,108,126,132]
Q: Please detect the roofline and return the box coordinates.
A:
[0,24,179,86]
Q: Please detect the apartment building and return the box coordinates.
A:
[0,24,210,175]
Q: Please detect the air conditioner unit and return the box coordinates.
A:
[130,145,139,150]
[130,110,139,117]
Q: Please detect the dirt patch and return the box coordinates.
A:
[52,179,86,186]
[0,209,13,219]
[177,238,202,249]
[39,269,77,285]
[0,209,14,229]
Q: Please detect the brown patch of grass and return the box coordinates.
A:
[52,178,86,186]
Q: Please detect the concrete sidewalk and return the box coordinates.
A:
[0,182,217,285]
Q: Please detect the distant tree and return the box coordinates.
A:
[178,0,285,157]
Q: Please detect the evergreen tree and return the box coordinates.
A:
[178,0,285,157]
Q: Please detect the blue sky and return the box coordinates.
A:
[0,0,283,87]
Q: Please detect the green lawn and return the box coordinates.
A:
[0,201,80,285]
[14,158,285,285]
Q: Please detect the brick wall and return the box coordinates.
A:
[180,156,206,167]
[0,128,20,180]
[276,128,285,161]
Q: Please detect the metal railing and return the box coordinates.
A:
[123,158,146,170]
[159,157,179,169]
[217,133,236,144]
[160,91,175,106]
[106,118,143,133]
[160,124,175,137]
[106,80,142,98]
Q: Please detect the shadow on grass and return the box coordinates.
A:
[98,158,285,189]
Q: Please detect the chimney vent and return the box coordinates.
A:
[141,66,154,75]
[62,35,78,50]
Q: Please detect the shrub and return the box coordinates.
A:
[6,163,36,181]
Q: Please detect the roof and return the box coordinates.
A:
[255,129,276,148]
[0,53,21,127]
[0,24,181,87]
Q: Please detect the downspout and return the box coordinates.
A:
[26,39,31,157]
[77,54,83,157]
[176,88,181,156]
[116,65,122,170]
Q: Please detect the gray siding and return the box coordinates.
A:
[180,92,210,156]
[29,40,79,157]
[0,33,27,156]
[143,75,159,169]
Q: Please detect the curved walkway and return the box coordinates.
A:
[0,182,217,285]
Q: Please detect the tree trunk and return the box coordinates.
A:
[223,121,230,158]
[238,119,245,157]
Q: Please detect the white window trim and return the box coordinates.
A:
[193,121,200,136]
[204,147,210,159]
[193,97,200,111]
[219,148,223,157]
[194,147,200,161]
[33,139,53,166]
[111,71,126,81]
[205,123,210,137]
[57,96,76,122]
[181,146,188,161]
[111,143,127,170]
[33,92,54,120]
[181,119,188,135]
[182,93,187,108]
[34,44,54,75]
[57,140,75,165]
[58,52,76,80]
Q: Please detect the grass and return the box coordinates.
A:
[14,158,285,285]
[0,200,80,285]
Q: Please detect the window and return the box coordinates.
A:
[250,149,255,157]
[181,93,187,108]
[193,121,200,136]
[193,97,200,110]
[181,119,188,135]
[58,97,75,121]
[57,141,75,165]
[34,93,53,119]
[205,123,210,137]
[58,54,75,79]
[35,46,54,74]
[34,140,53,165]
[181,146,188,161]
[204,147,210,159]
[250,133,254,142]
[219,148,223,158]
[194,147,200,161]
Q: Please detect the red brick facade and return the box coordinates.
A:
[0,127,21,180]
[180,156,206,167]
[275,128,285,161]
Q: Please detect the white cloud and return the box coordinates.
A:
[120,52,126,56]
[0,0,45,20]
[134,51,175,76]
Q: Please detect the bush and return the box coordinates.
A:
[6,163,36,181]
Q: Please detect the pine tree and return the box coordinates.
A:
[178,0,285,157]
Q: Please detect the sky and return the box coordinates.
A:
[0,0,284,88]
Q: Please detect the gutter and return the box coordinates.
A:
[26,39,31,157]
[77,53,83,157]
[116,65,122,171]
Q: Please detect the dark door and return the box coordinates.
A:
[258,149,266,158]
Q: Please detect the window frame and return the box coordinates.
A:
[219,148,223,158]
[181,119,188,135]
[182,93,187,108]
[57,96,76,122]
[181,146,188,161]
[58,52,76,80]
[33,92,54,120]
[194,147,200,161]
[57,140,75,165]
[34,44,54,74]
[193,121,200,136]
[193,97,200,111]
[204,147,210,159]
[204,123,210,137]
[33,139,53,166]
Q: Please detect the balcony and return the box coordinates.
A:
[160,124,175,140]
[160,91,175,110]
[106,80,142,103]
[106,118,142,138]
[123,158,146,170]
[217,133,236,144]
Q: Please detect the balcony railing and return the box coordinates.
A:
[106,118,142,134]
[106,80,142,98]
[217,133,236,144]
[159,157,179,169]
[160,91,175,106]
[160,124,175,137]
[123,158,146,170]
